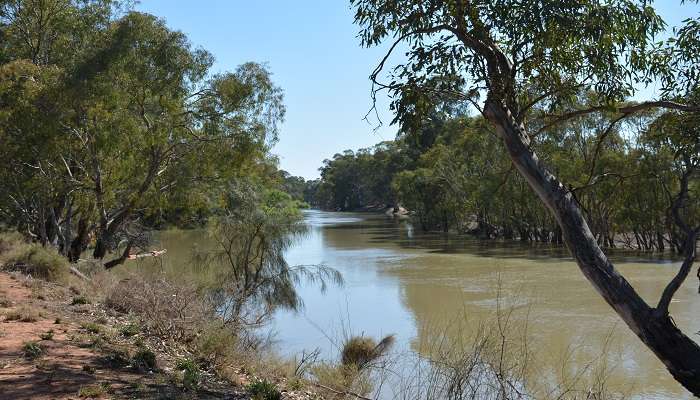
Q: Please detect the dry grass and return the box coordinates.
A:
[1,242,69,282]
[103,274,212,341]
[4,305,42,322]
[341,335,394,370]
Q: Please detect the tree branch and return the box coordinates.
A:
[656,230,698,316]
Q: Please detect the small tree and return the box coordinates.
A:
[209,180,342,329]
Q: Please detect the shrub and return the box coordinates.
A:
[78,383,108,398]
[246,379,282,400]
[341,335,394,370]
[194,325,238,365]
[2,243,68,281]
[22,341,44,359]
[81,322,101,334]
[4,305,41,322]
[176,358,201,390]
[39,330,54,340]
[0,291,11,308]
[101,346,130,368]
[119,322,140,337]
[104,276,209,341]
[0,231,24,256]
[71,296,90,305]
[132,347,157,371]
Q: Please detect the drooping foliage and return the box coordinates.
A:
[0,1,287,264]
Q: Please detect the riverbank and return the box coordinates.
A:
[0,269,327,399]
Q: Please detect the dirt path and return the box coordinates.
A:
[0,272,128,399]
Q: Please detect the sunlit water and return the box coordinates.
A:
[155,210,700,399]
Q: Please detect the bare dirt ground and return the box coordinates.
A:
[0,272,246,399]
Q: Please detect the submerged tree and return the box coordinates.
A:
[351,0,700,394]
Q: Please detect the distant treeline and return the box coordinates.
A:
[305,107,698,253]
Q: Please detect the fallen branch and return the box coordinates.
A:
[69,266,91,282]
[127,249,167,260]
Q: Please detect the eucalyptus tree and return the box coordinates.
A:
[351,0,700,394]
[0,1,285,266]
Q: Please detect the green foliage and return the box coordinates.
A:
[119,322,140,337]
[0,1,287,263]
[344,0,700,253]
[0,231,24,255]
[71,296,90,305]
[22,341,44,359]
[194,324,238,365]
[39,330,54,341]
[207,179,342,326]
[1,243,69,281]
[78,383,110,398]
[315,142,410,211]
[102,346,130,368]
[246,379,282,400]
[131,347,157,371]
[81,322,102,334]
[176,358,201,390]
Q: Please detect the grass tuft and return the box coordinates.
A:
[4,305,41,322]
[39,330,54,340]
[71,295,90,305]
[81,322,102,334]
[247,379,282,400]
[119,322,140,337]
[22,341,44,359]
[78,383,109,398]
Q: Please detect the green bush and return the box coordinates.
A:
[81,322,101,334]
[247,379,281,400]
[71,296,90,305]
[132,347,157,371]
[0,231,24,256]
[101,346,130,368]
[2,242,68,281]
[119,322,140,337]
[22,341,44,359]
[176,358,201,390]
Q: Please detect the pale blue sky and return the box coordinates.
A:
[135,1,692,180]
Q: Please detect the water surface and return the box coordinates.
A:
[158,210,699,399]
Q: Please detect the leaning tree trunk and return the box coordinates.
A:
[483,98,700,395]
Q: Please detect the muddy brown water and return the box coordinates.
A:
[153,210,700,399]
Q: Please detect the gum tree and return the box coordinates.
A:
[351,0,700,394]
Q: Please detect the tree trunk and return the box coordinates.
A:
[483,98,700,396]
[68,217,90,263]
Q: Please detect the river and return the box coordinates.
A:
[157,210,700,399]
